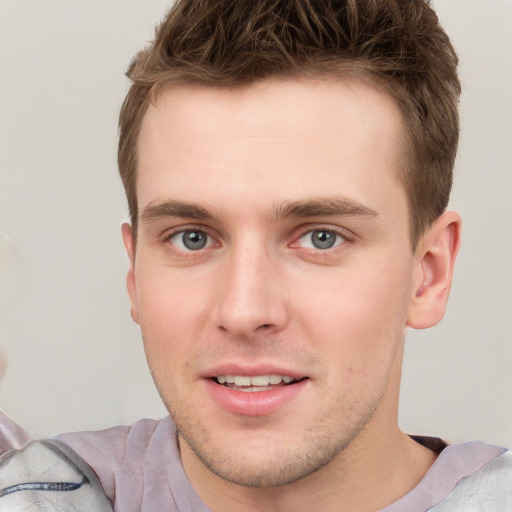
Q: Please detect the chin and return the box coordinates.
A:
[178,419,357,488]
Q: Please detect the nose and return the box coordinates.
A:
[214,245,288,339]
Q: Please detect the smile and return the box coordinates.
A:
[215,374,296,391]
[206,373,309,415]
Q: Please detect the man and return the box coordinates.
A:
[0,0,510,510]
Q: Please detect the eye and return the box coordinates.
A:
[169,230,213,251]
[297,229,345,250]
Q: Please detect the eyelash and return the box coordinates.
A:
[165,228,216,252]
[163,226,350,255]
[291,227,349,252]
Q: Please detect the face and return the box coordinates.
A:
[125,78,419,487]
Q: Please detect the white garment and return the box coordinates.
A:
[429,451,512,511]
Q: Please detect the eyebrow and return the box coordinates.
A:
[270,197,378,221]
[141,200,216,222]
[140,196,378,224]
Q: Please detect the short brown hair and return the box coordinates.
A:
[118,0,460,245]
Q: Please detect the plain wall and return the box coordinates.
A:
[0,0,511,445]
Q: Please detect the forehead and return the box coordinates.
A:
[136,78,407,219]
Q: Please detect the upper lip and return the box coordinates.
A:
[201,363,307,380]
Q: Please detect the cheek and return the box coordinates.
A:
[295,259,412,356]
[134,271,210,376]
[136,263,212,330]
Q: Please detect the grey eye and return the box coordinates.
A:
[298,230,344,250]
[171,230,210,251]
[311,230,336,249]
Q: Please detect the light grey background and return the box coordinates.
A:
[0,0,511,445]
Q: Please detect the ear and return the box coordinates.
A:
[407,211,461,329]
[121,223,139,324]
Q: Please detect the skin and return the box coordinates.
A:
[122,78,461,511]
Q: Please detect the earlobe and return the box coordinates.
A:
[121,223,139,324]
[407,211,461,330]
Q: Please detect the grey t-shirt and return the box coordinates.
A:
[1,410,511,511]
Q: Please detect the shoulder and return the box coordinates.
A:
[56,415,176,467]
[56,416,179,502]
[0,413,208,511]
[57,416,208,511]
[382,440,511,512]
[430,443,512,511]
[0,437,113,511]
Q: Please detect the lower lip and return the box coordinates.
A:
[204,379,309,416]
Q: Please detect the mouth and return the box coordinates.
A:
[204,366,310,415]
[212,374,304,392]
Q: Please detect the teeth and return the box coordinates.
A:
[234,376,251,386]
[216,374,295,386]
[250,375,269,386]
